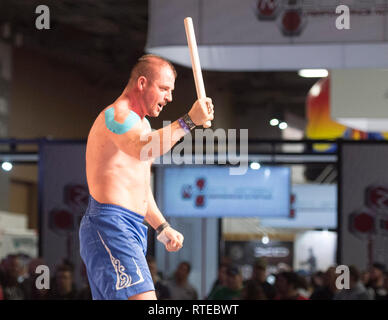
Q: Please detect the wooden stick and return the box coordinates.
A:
[184,17,211,128]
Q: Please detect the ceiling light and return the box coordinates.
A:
[250,162,261,170]
[279,122,288,130]
[298,69,328,78]
[1,161,12,171]
[262,235,269,244]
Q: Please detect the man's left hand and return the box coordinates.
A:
[162,226,184,252]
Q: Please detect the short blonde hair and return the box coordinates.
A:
[128,54,177,86]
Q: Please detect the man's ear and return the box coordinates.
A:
[137,76,147,90]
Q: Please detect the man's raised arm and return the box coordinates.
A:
[107,97,214,161]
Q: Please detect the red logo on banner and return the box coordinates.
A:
[195,195,205,207]
[49,184,89,236]
[351,212,375,233]
[366,185,388,211]
[348,184,388,243]
[196,178,206,191]
[182,185,192,199]
[181,177,207,208]
[280,8,306,36]
[64,184,89,210]
[257,0,281,20]
[256,1,307,37]
[49,208,74,233]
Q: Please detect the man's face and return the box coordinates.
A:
[144,64,175,117]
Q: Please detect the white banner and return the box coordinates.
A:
[39,141,89,287]
[147,0,388,70]
[340,142,388,271]
[261,184,337,229]
[158,165,290,217]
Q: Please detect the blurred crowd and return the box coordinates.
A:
[0,254,91,300]
[148,257,388,301]
[1,253,387,300]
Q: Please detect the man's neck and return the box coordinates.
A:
[115,90,145,118]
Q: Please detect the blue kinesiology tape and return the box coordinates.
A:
[104,107,141,134]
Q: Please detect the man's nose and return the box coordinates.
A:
[166,91,172,102]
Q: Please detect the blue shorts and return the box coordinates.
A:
[79,196,155,300]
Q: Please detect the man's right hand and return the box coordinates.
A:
[188,97,214,127]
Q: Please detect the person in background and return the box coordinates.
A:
[209,265,243,300]
[383,271,388,300]
[274,271,309,300]
[241,280,267,300]
[366,262,387,300]
[23,257,50,300]
[77,263,92,300]
[361,270,370,287]
[166,261,198,300]
[77,281,92,300]
[146,255,171,300]
[1,254,27,300]
[295,271,311,298]
[48,264,78,300]
[309,266,338,300]
[310,271,325,292]
[206,263,228,300]
[244,258,276,300]
[334,265,372,300]
[300,248,317,275]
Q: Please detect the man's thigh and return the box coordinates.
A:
[129,290,157,300]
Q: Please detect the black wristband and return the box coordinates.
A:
[182,113,196,130]
[156,222,170,234]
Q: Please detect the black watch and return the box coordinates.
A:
[156,222,170,234]
[182,113,196,130]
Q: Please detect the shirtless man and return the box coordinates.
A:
[79,54,214,300]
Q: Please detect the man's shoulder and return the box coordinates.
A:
[102,106,150,136]
[105,105,139,125]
